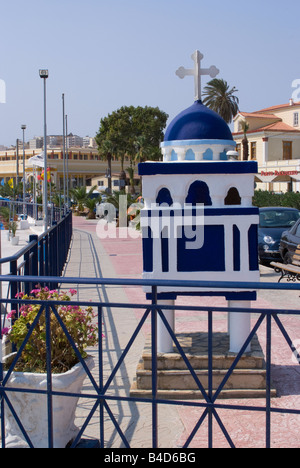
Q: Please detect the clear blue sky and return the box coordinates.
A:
[0,0,299,147]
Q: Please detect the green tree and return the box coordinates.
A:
[202,78,239,123]
[95,105,168,191]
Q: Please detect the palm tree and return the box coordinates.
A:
[84,196,101,219]
[126,166,136,195]
[70,185,97,213]
[97,139,117,195]
[202,78,239,123]
[240,120,249,161]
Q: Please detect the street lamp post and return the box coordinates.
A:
[21,125,26,217]
[39,69,49,231]
[62,93,66,215]
[65,114,69,210]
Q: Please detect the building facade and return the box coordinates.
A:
[233,100,300,192]
[0,147,122,190]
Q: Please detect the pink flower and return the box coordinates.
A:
[15,292,24,298]
[7,310,16,320]
[2,327,10,336]
[69,289,77,295]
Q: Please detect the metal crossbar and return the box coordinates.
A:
[0,275,300,448]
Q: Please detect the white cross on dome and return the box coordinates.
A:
[176,50,219,101]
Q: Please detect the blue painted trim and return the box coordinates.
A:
[142,207,259,217]
[146,291,257,301]
[138,161,258,176]
[204,207,259,216]
[161,139,236,148]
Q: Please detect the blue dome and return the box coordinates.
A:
[164,100,233,142]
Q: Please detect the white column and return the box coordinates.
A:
[194,150,203,161]
[228,300,251,353]
[224,223,234,273]
[162,147,172,162]
[262,138,269,165]
[157,299,175,354]
[239,225,250,273]
[176,148,186,161]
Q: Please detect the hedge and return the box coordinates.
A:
[253,190,300,210]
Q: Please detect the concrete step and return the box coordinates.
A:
[130,381,277,400]
[135,364,267,391]
[142,352,264,371]
[142,332,265,371]
[130,331,276,400]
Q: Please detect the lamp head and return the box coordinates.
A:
[39,69,49,78]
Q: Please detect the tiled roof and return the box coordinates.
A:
[254,101,300,113]
[239,112,280,120]
[233,120,300,136]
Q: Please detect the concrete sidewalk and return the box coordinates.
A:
[68,216,183,448]
[67,215,300,448]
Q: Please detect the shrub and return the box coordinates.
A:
[253,190,300,210]
[3,287,98,373]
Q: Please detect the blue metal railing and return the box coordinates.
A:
[0,275,300,448]
[0,211,72,323]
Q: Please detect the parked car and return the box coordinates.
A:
[279,217,300,263]
[258,207,300,265]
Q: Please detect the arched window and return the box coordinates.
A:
[156,187,173,206]
[224,187,241,206]
[185,181,212,206]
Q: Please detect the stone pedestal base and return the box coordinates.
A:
[130,332,276,400]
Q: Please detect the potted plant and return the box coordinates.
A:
[2,287,98,448]
[8,221,19,245]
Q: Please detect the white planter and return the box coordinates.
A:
[10,236,19,246]
[3,355,94,448]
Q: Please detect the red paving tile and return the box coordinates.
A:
[73,215,300,448]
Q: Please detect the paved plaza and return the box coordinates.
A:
[2,215,300,448]
[61,215,300,448]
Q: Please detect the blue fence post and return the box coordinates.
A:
[38,237,44,278]
[25,235,38,294]
[151,285,158,449]
[10,259,18,316]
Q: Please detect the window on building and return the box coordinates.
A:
[283,141,293,160]
[250,142,256,160]
[294,113,299,127]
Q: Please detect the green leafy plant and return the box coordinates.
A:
[84,196,101,219]
[253,190,300,209]
[8,221,18,237]
[3,287,98,374]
